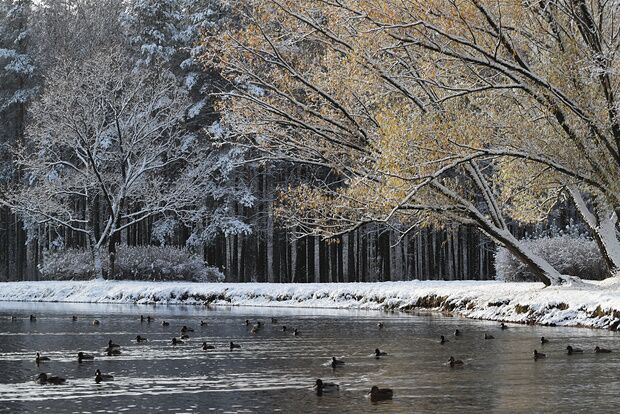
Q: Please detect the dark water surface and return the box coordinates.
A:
[0,302,618,413]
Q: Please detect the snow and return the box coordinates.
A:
[1,279,620,330]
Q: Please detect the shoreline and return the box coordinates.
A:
[0,279,619,330]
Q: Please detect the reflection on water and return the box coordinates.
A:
[0,301,618,413]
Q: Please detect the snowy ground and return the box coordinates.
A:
[0,279,619,330]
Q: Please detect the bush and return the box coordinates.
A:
[39,245,224,282]
[495,234,609,282]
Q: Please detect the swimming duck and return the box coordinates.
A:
[454,329,461,337]
[147,316,153,323]
[282,326,287,332]
[35,352,50,364]
[540,336,549,344]
[369,386,393,402]
[448,356,464,367]
[35,373,66,385]
[10,315,15,321]
[172,337,184,345]
[440,335,449,344]
[77,352,95,362]
[566,345,583,355]
[92,320,100,326]
[375,348,387,358]
[180,325,194,333]
[293,328,300,336]
[484,333,494,340]
[161,321,169,327]
[271,318,278,324]
[595,346,612,353]
[331,357,345,368]
[202,342,215,351]
[136,335,147,343]
[95,369,114,383]
[72,316,78,321]
[107,340,120,349]
[140,315,145,323]
[230,341,241,350]
[106,349,121,356]
[250,324,260,334]
[314,379,339,396]
[200,320,207,326]
[533,350,546,360]
[244,319,250,326]
[30,314,36,322]
[377,322,384,329]
[500,323,508,330]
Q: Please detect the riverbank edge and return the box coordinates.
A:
[0,280,619,330]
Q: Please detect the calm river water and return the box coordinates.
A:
[0,302,618,413]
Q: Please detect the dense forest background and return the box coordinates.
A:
[0,0,593,283]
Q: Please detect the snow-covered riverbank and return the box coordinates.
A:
[0,279,619,330]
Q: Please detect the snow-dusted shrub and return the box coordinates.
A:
[495,234,608,282]
[39,246,224,282]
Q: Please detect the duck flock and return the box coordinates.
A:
[18,314,616,404]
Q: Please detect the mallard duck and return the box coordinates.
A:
[202,342,215,351]
[200,320,207,326]
[107,340,120,349]
[271,318,278,324]
[172,337,184,345]
[533,350,546,360]
[72,316,78,321]
[282,326,287,332]
[484,333,494,340]
[106,349,121,356]
[377,322,384,329]
[180,325,194,333]
[29,314,36,322]
[250,325,260,334]
[77,352,94,362]
[566,345,583,354]
[369,386,393,402]
[375,348,387,358]
[331,357,345,368]
[35,373,66,385]
[92,320,100,326]
[136,335,147,343]
[440,335,449,344]
[454,329,461,336]
[500,323,508,330]
[161,321,169,327]
[230,341,241,350]
[95,369,114,383]
[448,356,464,367]
[293,329,300,336]
[35,352,50,364]
[595,346,612,353]
[244,319,250,326]
[540,336,549,344]
[314,379,339,395]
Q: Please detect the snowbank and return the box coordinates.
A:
[0,279,619,330]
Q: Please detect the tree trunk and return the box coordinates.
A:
[314,236,321,283]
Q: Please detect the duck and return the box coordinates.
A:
[331,357,345,368]
[35,352,50,364]
[202,342,215,351]
[200,320,207,326]
[95,369,114,383]
[161,321,169,327]
[106,348,121,356]
[282,326,287,332]
[500,323,508,330]
[595,346,612,353]
[369,385,393,402]
[244,319,250,326]
[440,335,449,344]
[140,315,145,323]
[271,318,278,324]
[230,341,241,350]
[77,352,95,362]
[172,337,184,346]
[540,336,549,344]
[30,314,36,322]
[374,348,388,358]
[180,325,194,333]
[10,315,15,321]
[72,316,78,321]
[314,379,339,396]
[250,324,260,334]
[92,319,100,326]
[293,329,300,336]
[454,329,461,337]
[484,333,494,340]
[533,350,546,360]
[566,345,583,355]
[136,335,147,343]
[35,373,66,385]
[377,322,384,329]
[147,316,153,323]
[448,356,464,367]
[107,340,120,349]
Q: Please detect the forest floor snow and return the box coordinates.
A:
[0,279,619,330]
